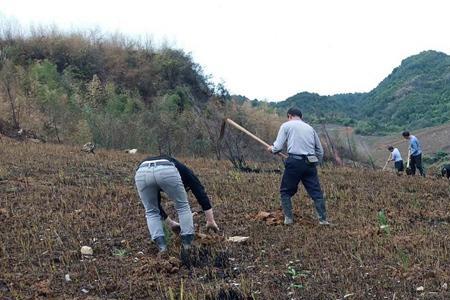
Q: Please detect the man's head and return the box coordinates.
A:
[387,146,394,152]
[287,107,302,120]
[402,131,410,139]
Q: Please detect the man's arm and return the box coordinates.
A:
[271,124,287,153]
[173,159,212,211]
[313,130,324,162]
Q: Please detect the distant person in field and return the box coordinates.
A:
[134,155,219,254]
[387,146,404,174]
[442,164,450,179]
[267,107,329,225]
[402,131,425,177]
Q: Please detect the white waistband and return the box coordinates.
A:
[141,159,171,165]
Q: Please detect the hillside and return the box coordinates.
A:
[0,30,288,163]
[359,50,450,133]
[271,50,450,135]
[1,139,450,299]
[0,30,215,151]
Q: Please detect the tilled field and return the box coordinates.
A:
[1,138,450,299]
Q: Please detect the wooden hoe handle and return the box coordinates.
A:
[225,119,288,159]
[406,150,411,168]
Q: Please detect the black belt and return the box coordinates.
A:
[139,161,174,168]
[288,153,307,160]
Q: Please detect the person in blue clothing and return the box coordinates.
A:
[402,131,425,177]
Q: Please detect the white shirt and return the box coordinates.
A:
[272,119,324,161]
[391,148,402,162]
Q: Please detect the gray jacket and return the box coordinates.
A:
[272,119,324,161]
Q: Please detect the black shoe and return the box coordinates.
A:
[181,234,194,248]
[154,236,167,252]
[180,246,192,268]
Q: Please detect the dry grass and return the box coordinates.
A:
[1,139,449,299]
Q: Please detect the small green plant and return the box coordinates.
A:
[0,167,8,180]
[291,284,304,289]
[287,266,300,279]
[163,223,173,247]
[411,197,421,209]
[397,249,410,270]
[377,210,390,235]
[112,248,127,257]
[287,266,308,289]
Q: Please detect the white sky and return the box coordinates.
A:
[1,0,450,101]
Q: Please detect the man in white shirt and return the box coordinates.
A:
[267,107,329,225]
[388,146,404,174]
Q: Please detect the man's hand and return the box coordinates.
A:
[267,145,273,153]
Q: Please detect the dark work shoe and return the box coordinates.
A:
[181,234,195,249]
[157,248,168,259]
[284,216,294,225]
[154,236,167,252]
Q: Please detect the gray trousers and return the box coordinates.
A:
[135,165,194,240]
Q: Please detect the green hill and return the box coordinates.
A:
[359,50,450,133]
[271,50,450,135]
[0,28,283,162]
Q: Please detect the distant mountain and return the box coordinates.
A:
[358,50,450,133]
[270,50,450,135]
[273,92,365,125]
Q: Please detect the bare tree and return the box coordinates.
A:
[0,58,20,129]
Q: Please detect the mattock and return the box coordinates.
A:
[219,118,288,159]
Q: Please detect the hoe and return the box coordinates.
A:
[405,150,412,175]
[219,118,288,158]
[382,155,390,171]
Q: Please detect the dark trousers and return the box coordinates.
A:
[410,154,425,176]
[280,157,326,221]
[394,160,404,172]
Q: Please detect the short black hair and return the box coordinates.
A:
[388,146,394,151]
[287,107,302,118]
[402,131,410,137]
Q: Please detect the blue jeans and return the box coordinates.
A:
[280,157,327,221]
[135,164,194,240]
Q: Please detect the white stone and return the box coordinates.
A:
[227,236,250,243]
[64,274,71,282]
[80,246,93,255]
[416,286,424,292]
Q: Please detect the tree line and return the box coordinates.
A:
[0,25,290,165]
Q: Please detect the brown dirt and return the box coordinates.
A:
[1,138,450,299]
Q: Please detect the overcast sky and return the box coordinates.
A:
[1,0,449,101]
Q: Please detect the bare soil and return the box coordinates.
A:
[1,139,450,299]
